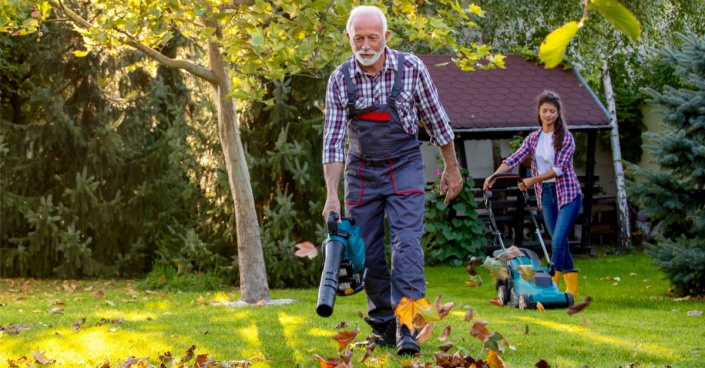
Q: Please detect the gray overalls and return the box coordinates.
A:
[342,53,426,325]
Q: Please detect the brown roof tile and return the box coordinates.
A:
[418,54,610,132]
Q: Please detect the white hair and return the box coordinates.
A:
[346,6,387,35]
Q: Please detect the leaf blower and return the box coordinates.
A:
[316,212,367,317]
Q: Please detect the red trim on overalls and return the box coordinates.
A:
[344,160,365,206]
[388,157,425,195]
[358,111,391,121]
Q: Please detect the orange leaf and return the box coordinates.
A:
[31,349,56,365]
[395,297,436,333]
[294,241,318,259]
[194,354,209,368]
[567,296,592,315]
[486,349,506,368]
[92,290,105,298]
[489,298,504,307]
[332,328,359,352]
[314,355,341,368]
[495,246,524,261]
[536,302,546,312]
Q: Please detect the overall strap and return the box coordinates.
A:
[341,60,357,115]
[388,52,406,107]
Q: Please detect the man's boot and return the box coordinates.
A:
[396,317,420,355]
[363,317,396,347]
[551,270,563,286]
[563,270,579,298]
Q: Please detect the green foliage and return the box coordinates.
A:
[423,169,489,266]
[139,263,228,292]
[627,32,705,295]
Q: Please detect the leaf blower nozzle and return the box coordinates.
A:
[316,212,366,318]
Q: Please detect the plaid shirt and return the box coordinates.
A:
[504,129,582,209]
[323,48,454,164]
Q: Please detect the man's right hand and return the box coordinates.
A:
[322,196,341,220]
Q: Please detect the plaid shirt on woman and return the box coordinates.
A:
[322,47,454,164]
[504,129,582,209]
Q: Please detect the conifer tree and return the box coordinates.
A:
[626,32,705,296]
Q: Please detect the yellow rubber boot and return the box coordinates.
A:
[551,270,563,286]
[563,271,579,298]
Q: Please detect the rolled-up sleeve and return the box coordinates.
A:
[322,69,347,164]
[414,58,454,146]
[554,133,575,174]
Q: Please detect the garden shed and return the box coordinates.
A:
[417,54,613,255]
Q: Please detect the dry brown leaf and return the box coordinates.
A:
[294,241,318,259]
[7,356,30,368]
[536,302,546,312]
[256,300,267,306]
[495,246,524,261]
[314,354,342,368]
[32,349,56,365]
[437,341,455,352]
[92,290,105,299]
[360,341,376,363]
[196,296,206,307]
[489,298,504,307]
[567,296,592,316]
[180,345,196,363]
[470,320,491,341]
[464,308,476,322]
[335,320,349,330]
[439,325,451,341]
[517,265,536,281]
[332,328,359,352]
[416,323,434,344]
[194,354,210,368]
[47,308,64,315]
[535,359,551,368]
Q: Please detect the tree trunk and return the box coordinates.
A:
[207,39,270,303]
[601,60,632,252]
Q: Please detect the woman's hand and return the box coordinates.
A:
[518,177,536,192]
[483,176,492,191]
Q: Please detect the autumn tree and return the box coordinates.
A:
[2,0,501,302]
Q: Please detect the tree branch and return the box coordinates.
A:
[47,0,217,83]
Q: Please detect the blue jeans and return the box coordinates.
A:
[541,183,582,271]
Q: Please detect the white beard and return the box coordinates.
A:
[353,42,386,67]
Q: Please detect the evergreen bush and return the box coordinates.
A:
[626,32,705,296]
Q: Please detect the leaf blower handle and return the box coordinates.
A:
[327,212,339,234]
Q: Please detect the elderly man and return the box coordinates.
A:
[321,5,462,355]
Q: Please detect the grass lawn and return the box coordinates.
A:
[1,251,703,368]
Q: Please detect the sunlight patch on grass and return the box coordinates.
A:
[278,312,306,362]
[307,327,334,337]
[209,310,251,323]
[238,323,263,358]
[516,316,680,359]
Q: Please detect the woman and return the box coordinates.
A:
[483,90,583,297]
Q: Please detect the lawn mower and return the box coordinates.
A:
[484,173,574,309]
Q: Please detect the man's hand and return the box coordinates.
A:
[322,196,341,220]
[440,166,463,204]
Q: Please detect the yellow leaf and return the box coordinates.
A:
[539,21,581,69]
[395,297,436,333]
[516,265,536,281]
[487,349,506,368]
[73,50,89,57]
[588,0,641,41]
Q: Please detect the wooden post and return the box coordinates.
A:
[582,130,597,254]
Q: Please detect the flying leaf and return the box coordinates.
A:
[466,274,483,287]
[294,241,318,259]
[464,308,476,322]
[539,21,581,69]
[335,320,349,330]
[416,323,434,344]
[431,295,455,319]
[438,341,456,352]
[72,317,86,332]
[588,0,641,41]
[314,355,342,368]
[439,325,451,341]
[489,298,504,307]
[536,302,546,312]
[470,320,491,341]
[395,297,437,333]
[483,331,510,354]
[486,349,506,368]
[360,341,376,363]
[466,257,481,275]
[567,296,592,315]
[32,349,56,365]
[332,328,359,352]
[495,246,524,261]
[482,257,509,280]
[180,345,196,362]
[517,265,536,281]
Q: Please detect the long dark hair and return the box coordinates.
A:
[536,90,568,152]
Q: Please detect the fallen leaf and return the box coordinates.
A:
[294,241,318,259]
[92,290,105,299]
[535,359,551,368]
[47,308,64,315]
[482,257,509,280]
[196,296,206,307]
[687,310,702,316]
[567,296,592,315]
[630,272,637,276]
[181,345,196,362]
[256,300,267,306]
[489,298,504,307]
[72,317,86,332]
[416,323,434,344]
[483,331,510,353]
[159,352,174,364]
[495,246,524,261]
[613,277,621,282]
[395,297,438,333]
[524,324,530,335]
[439,325,451,341]
[465,274,483,287]
[32,349,56,364]
[674,296,692,302]
[334,321,349,330]
[536,302,546,312]
[194,354,210,368]
[332,328,359,352]
[8,357,31,368]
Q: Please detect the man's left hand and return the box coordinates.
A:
[440,167,463,204]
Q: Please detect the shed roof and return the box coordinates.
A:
[417,54,610,135]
